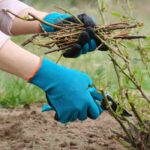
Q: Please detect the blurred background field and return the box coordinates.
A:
[0,0,150,108]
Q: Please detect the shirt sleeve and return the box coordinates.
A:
[0,0,32,35]
[0,30,10,48]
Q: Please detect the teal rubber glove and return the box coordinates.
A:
[41,13,108,57]
[41,12,71,32]
[42,89,104,112]
[30,58,104,123]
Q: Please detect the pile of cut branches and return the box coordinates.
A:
[25,21,146,55]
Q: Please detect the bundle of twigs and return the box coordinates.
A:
[3,8,146,56]
[26,22,147,55]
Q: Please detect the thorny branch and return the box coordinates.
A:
[109,55,150,103]
[100,90,137,148]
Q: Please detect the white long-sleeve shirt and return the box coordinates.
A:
[0,0,31,48]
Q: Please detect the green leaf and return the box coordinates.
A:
[112,11,121,17]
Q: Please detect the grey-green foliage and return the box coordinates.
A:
[0,72,45,108]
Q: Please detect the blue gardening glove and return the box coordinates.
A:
[30,58,104,123]
[41,13,108,58]
[42,91,132,117]
[41,13,95,32]
[42,88,104,112]
[41,12,71,32]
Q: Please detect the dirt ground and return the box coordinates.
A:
[0,105,127,150]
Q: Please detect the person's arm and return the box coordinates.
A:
[0,38,103,123]
[0,39,40,80]
[0,0,47,35]
[11,9,47,35]
[0,0,108,57]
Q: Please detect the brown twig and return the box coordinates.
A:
[28,13,63,30]
[55,6,83,25]
[44,45,72,54]
[114,35,146,39]
[3,9,63,30]
[21,34,39,46]
[129,102,145,127]
[2,9,32,21]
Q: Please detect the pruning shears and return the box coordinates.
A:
[42,91,132,117]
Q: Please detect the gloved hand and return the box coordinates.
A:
[41,13,108,58]
[63,27,108,58]
[30,58,104,123]
[41,12,71,32]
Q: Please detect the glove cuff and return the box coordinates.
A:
[41,12,71,32]
[29,58,63,91]
[27,57,42,81]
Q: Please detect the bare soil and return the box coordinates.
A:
[0,105,127,150]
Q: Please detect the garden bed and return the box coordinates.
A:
[0,104,126,150]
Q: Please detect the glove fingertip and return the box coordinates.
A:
[88,102,100,120]
[78,14,96,27]
[54,113,69,124]
[97,104,104,114]
[90,91,104,101]
[41,104,53,112]
[63,44,81,58]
